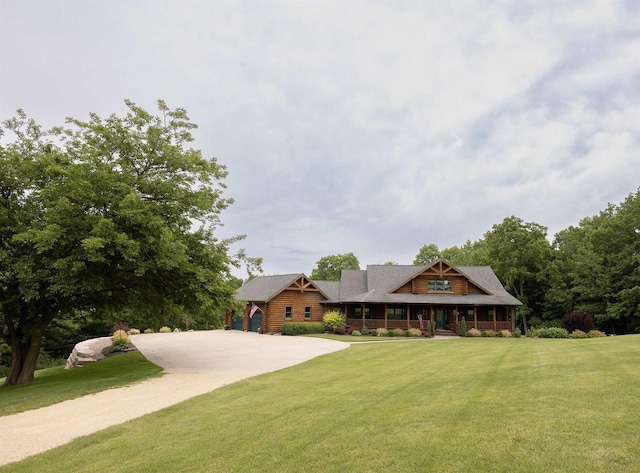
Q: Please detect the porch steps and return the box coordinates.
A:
[434,330,459,337]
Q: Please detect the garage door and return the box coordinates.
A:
[231,316,244,330]
[248,311,262,332]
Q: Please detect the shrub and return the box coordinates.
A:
[333,326,347,335]
[587,330,606,338]
[571,329,588,339]
[481,330,497,337]
[543,327,570,338]
[281,322,325,335]
[361,326,369,336]
[407,328,422,337]
[352,330,362,336]
[562,311,595,334]
[112,330,130,352]
[392,328,405,337]
[466,328,481,337]
[527,327,544,338]
[159,326,172,333]
[499,330,512,338]
[387,328,395,337]
[496,330,504,337]
[459,317,468,336]
[514,328,522,338]
[129,328,140,335]
[371,329,378,336]
[347,326,359,335]
[323,310,346,330]
[143,328,154,334]
[376,328,388,337]
[109,322,131,336]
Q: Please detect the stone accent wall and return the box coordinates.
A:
[65,336,113,369]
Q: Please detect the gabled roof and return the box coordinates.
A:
[236,274,331,303]
[236,261,522,307]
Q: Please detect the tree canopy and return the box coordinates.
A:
[309,253,360,280]
[0,100,259,385]
[413,244,441,265]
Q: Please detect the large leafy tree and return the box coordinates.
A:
[0,100,258,386]
[553,190,640,333]
[483,216,554,333]
[413,244,440,265]
[310,253,360,280]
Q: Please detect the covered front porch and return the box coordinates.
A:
[340,303,515,334]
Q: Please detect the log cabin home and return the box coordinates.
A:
[227,258,522,335]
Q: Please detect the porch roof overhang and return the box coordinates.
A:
[324,291,522,306]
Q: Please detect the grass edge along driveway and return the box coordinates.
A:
[3,336,640,473]
[0,352,163,417]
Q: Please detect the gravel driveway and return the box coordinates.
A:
[0,331,347,466]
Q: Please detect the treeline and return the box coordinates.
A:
[414,189,640,334]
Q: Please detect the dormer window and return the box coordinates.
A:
[428,280,452,292]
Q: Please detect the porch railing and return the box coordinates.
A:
[346,318,512,332]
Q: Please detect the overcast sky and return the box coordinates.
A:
[2,0,639,277]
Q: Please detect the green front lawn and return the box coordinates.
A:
[0,352,163,416]
[3,336,640,472]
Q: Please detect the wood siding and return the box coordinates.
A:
[395,275,488,295]
[266,289,326,333]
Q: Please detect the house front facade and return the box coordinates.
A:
[227,259,522,334]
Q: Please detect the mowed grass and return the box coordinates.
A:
[3,336,640,472]
[0,352,163,416]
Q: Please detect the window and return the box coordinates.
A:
[304,307,311,319]
[387,307,406,320]
[354,307,370,318]
[428,279,452,292]
[285,306,292,319]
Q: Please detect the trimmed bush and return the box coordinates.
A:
[481,330,497,337]
[543,327,570,338]
[361,326,369,336]
[129,328,140,335]
[323,310,346,330]
[333,326,347,335]
[143,328,154,334]
[466,328,481,337]
[459,317,468,337]
[112,330,130,352]
[562,311,595,334]
[587,330,606,338]
[351,330,362,336]
[371,329,378,336]
[281,322,325,335]
[514,328,522,338]
[376,328,389,337]
[407,328,422,337]
[571,329,588,339]
[392,328,405,337]
[499,330,512,338]
[159,326,171,333]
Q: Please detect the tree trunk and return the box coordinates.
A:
[3,330,44,387]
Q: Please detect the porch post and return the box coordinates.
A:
[455,306,459,330]
[493,305,497,331]
[406,304,410,329]
[429,306,434,336]
[361,304,365,328]
[473,306,477,329]
[511,307,515,333]
[384,304,388,329]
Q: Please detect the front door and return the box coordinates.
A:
[435,308,448,330]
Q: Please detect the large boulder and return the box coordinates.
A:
[65,336,113,369]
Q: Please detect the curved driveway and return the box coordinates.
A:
[130,329,348,374]
[0,331,347,466]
